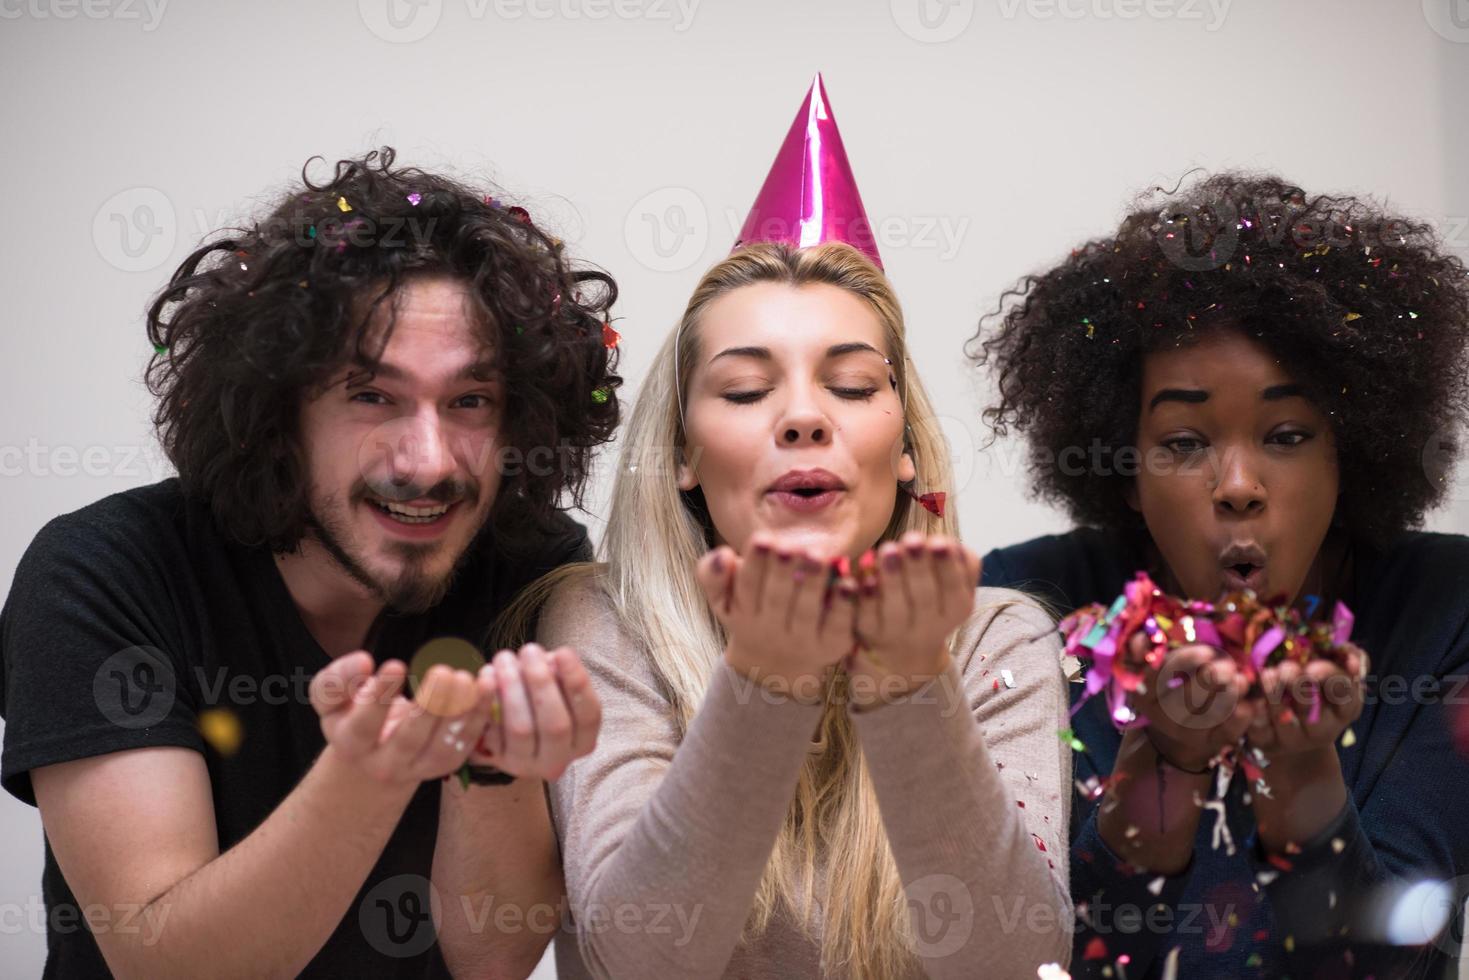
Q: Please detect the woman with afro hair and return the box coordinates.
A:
[974,173,1469,980]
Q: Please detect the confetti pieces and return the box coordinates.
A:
[591,387,611,405]
[198,708,243,756]
[1340,726,1357,748]
[1001,669,1016,689]
[899,485,947,517]
[336,196,352,213]
[1058,572,1356,735]
[602,320,621,349]
[406,192,422,206]
[409,637,486,717]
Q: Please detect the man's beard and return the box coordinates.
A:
[309,484,481,615]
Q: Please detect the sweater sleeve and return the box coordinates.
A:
[849,587,1076,976]
[539,576,825,980]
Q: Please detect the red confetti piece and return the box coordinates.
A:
[1083,937,1107,960]
[602,320,621,349]
[899,485,945,516]
[507,205,532,225]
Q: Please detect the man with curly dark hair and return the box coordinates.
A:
[974,173,1469,979]
[0,149,619,978]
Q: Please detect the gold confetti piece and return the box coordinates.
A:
[1331,837,1346,854]
[337,196,353,212]
[1285,935,1295,953]
[198,708,243,757]
[1340,727,1357,748]
[1344,312,1362,322]
[410,637,486,717]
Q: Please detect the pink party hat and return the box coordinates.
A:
[734,74,883,269]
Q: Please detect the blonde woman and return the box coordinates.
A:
[527,239,1074,979]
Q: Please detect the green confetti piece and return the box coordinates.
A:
[152,343,168,355]
[456,762,471,791]
[1058,728,1087,753]
[591,387,610,405]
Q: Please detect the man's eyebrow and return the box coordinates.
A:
[1262,383,1307,401]
[346,358,499,384]
[1148,388,1210,411]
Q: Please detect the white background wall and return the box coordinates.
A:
[3,1,1467,974]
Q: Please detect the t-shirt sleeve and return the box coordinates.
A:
[1,514,202,806]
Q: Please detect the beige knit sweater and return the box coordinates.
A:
[539,581,1074,979]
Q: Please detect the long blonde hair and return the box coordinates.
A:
[509,242,958,978]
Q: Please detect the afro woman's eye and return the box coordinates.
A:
[1162,435,1207,455]
[349,391,388,406]
[1267,429,1313,447]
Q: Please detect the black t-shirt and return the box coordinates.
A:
[0,478,591,978]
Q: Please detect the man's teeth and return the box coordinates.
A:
[370,499,451,523]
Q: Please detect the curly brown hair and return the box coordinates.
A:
[972,171,1469,546]
[145,147,621,553]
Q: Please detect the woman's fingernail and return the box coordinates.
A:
[711,552,725,573]
[884,551,901,570]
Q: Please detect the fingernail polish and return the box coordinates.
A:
[712,552,725,573]
[884,551,901,571]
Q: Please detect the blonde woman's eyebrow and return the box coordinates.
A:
[707,342,885,367]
